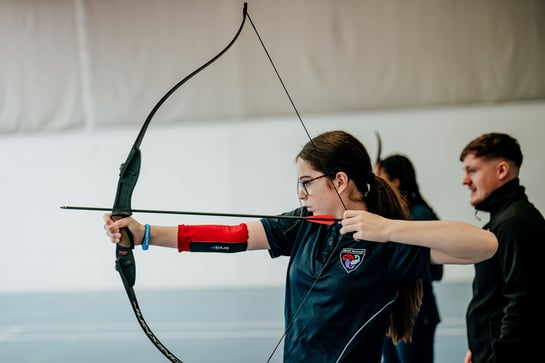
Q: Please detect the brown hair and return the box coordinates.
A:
[460,132,523,167]
[297,130,423,343]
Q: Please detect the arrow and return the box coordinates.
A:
[60,205,340,225]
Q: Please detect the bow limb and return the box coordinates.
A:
[109,4,249,362]
[131,3,248,151]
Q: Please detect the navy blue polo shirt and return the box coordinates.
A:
[261,208,432,363]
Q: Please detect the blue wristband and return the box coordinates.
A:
[142,224,150,251]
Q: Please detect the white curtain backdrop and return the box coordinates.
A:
[1,0,544,133]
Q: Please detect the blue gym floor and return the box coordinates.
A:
[1,282,471,363]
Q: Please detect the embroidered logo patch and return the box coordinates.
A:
[339,248,366,273]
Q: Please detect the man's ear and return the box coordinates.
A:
[497,161,510,180]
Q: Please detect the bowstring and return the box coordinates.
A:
[246,12,347,211]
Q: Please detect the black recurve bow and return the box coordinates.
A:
[110,4,249,362]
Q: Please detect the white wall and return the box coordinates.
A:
[1,101,544,293]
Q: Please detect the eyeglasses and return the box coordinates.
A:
[297,174,328,195]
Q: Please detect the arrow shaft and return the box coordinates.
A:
[61,205,340,223]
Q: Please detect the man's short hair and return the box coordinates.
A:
[460,132,523,167]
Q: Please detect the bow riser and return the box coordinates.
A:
[112,148,142,222]
[111,149,141,296]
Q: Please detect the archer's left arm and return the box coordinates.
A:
[340,210,498,264]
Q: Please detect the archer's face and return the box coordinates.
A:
[296,159,340,217]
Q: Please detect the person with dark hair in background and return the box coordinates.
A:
[104,130,497,363]
[460,132,545,363]
[375,154,443,363]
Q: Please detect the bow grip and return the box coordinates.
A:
[111,215,135,249]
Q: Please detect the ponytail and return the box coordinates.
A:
[367,175,424,343]
[365,175,408,219]
[386,280,423,343]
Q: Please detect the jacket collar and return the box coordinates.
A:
[475,178,524,213]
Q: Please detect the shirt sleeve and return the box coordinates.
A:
[261,207,308,258]
[384,242,433,281]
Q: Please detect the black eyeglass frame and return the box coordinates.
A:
[297,174,328,195]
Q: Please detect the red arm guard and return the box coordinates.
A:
[177,223,249,253]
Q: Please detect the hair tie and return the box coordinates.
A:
[364,171,376,197]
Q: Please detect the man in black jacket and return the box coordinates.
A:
[460,132,545,363]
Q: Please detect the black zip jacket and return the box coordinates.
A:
[466,179,545,363]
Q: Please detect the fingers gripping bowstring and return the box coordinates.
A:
[246,11,348,363]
